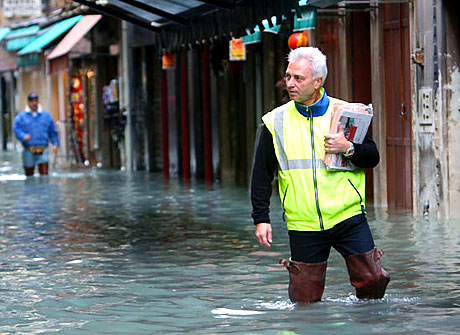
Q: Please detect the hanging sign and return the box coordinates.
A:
[229,38,246,61]
[162,52,175,69]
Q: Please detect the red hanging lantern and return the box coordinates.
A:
[288,31,308,50]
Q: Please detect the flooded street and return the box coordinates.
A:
[0,151,458,335]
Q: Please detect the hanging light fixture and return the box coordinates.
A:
[288,30,308,50]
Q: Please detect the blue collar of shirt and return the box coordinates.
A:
[294,88,330,118]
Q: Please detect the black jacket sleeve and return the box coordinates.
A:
[349,132,380,168]
[250,125,278,224]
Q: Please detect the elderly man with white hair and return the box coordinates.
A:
[250,47,389,303]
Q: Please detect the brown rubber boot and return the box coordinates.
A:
[280,258,327,303]
[38,163,49,175]
[24,166,35,176]
[345,248,390,299]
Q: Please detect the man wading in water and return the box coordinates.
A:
[14,93,59,176]
[250,47,390,303]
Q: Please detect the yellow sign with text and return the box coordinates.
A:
[229,38,246,61]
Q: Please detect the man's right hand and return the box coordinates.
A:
[255,222,272,247]
[24,134,31,141]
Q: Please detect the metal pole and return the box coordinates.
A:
[161,69,170,179]
[181,53,190,180]
[202,44,213,184]
[121,21,132,171]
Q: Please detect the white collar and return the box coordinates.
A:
[25,104,43,113]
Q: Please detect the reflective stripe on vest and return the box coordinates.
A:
[273,107,326,171]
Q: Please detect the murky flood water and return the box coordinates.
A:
[0,152,458,334]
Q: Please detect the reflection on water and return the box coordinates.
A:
[0,152,459,334]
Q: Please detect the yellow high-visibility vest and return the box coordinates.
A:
[262,97,366,231]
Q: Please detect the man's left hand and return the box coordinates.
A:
[324,124,351,154]
[52,145,59,154]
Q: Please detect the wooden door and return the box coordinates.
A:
[350,11,374,204]
[383,3,412,210]
[319,13,375,204]
[318,17,341,96]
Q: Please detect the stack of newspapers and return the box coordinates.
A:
[323,102,373,171]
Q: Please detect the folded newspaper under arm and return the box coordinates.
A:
[323,103,373,171]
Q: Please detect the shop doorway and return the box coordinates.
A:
[383,3,413,210]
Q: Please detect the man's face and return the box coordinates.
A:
[285,59,323,105]
[28,98,38,111]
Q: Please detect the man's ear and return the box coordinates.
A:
[314,77,323,90]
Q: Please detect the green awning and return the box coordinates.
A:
[242,31,261,45]
[293,7,317,32]
[17,53,40,68]
[0,27,11,42]
[242,16,282,45]
[4,25,39,39]
[4,25,40,51]
[17,15,82,56]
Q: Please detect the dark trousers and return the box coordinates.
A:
[289,214,375,263]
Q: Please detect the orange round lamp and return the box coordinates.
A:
[288,31,308,50]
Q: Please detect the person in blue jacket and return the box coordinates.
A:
[14,92,59,176]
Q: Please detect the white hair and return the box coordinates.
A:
[287,47,328,85]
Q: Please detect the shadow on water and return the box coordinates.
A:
[0,151,459,334]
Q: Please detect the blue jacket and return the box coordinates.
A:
[14,105,59,147]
